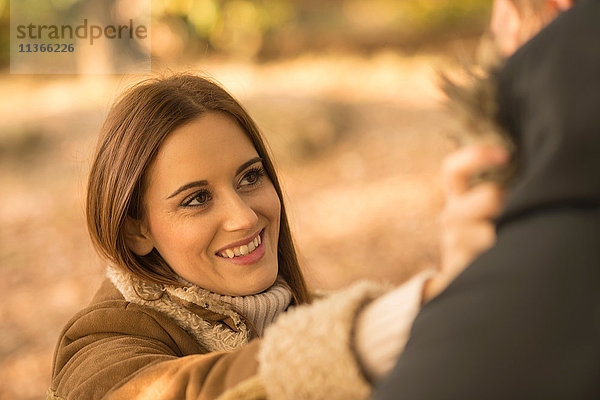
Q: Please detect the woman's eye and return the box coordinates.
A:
[183,191,212,207]
[240,167,265,187]
[244,172,259,184]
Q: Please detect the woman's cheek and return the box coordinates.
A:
[151,215,211,267]
[262,184,281,228]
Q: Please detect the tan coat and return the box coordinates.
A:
[48,269,384,400]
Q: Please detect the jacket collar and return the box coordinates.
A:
[107,266,252,352]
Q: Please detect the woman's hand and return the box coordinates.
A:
[422,145,509,303]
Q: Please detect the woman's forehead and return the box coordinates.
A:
[147,113,259,187]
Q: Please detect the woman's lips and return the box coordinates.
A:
[217,230,266,265]
[216,229,262,255]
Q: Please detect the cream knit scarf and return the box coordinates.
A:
[203,284,293,337]
[107,266,292,352]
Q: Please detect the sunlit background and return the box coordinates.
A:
[0,1,492,398]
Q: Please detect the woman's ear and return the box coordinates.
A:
[124,216,154,256]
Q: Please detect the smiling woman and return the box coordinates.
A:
[85,75,308,303]
[48,74,507,400]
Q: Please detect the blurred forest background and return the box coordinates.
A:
[0,0,492,398]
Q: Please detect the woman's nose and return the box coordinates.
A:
[221,192,258,232]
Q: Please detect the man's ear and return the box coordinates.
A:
[124,216,154,256]
[546,0,574,14]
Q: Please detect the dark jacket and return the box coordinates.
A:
[376,1,600,398]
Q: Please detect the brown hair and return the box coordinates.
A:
[87,74,311,304]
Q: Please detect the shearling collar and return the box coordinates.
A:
[107,266,290,352]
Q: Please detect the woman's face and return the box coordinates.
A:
[138,112,281,296]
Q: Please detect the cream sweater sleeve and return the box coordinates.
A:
[257,271,434,400]
[258,281,385,400]
[353,269,435,382]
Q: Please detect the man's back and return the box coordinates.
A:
[376,1,600,398]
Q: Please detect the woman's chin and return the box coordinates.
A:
[233,271,278,296]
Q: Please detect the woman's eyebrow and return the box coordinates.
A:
[166,180,209,199]
[166,157,263,200]
[236,157,263,175]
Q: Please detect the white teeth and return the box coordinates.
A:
[220,233,262,258]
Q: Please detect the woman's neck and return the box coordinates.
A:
[203,278,293,337]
